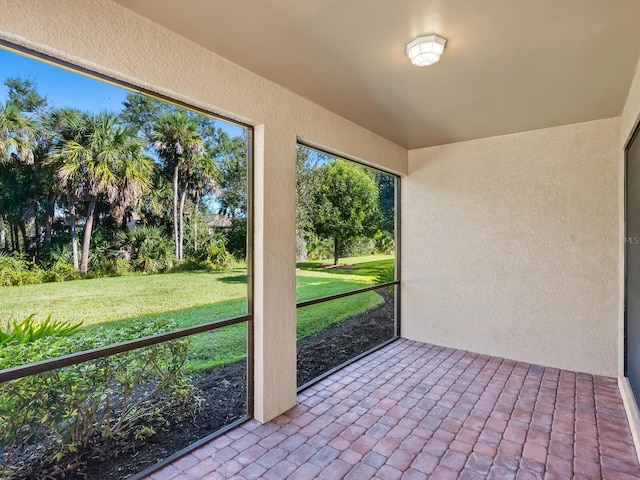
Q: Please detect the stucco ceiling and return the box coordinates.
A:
[113,0,640,149]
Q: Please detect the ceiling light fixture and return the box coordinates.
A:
[406,34,447,66]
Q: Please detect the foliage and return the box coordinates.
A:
[44,260,80,282]
[4,77,48,114]
[0,79,246,280]
[374,230,395,255]
[117,226,175,274]
[0,314,82,346]
[49,111,154,273]
[223,218,248,259]
[376,172,395,234]
[0,319,195,478]
[374,266,396,285]
[113,257,133,275]
[311,160,382,265]
[342,236,376,258]
[304,235,334,261]
[151,111,207,261]
[215,132,247,219]
[0,252,43,286]
[202,238,233,270]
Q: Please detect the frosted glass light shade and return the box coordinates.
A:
[406,35,447,66]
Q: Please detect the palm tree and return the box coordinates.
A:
[0,101,38,252]
[0,101,36,167]
[46,109,86,267]
[151,112,205,260]
[51,112,153,273]
[187,154,218,251]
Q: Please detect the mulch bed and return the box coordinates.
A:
[15,289,396,480]
[297,289,396,387]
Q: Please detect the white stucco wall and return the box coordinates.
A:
[402,118,620,377]
[0,0,407,422]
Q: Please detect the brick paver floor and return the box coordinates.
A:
[145,339,640,479]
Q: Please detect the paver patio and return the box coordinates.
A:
[145,339,640,479]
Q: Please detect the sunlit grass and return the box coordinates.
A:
[0,268,249,326]
[0,255,395,370]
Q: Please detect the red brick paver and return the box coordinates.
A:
[146,339,640,479]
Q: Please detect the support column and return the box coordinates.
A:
[252,124,298,422]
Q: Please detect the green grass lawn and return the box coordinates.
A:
[0,255,395,371]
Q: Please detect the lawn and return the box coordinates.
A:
[0,255,395,370]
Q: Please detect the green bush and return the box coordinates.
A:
[343,237,376,257]
[305,236,333,261]
[373,230,395,255]
[112,257,133,275]
[118,226,175,274]
[0,314,82,346]
[0,253,44,286]
[203,239,233,270]
[0,319,195,478]
[375,267,396,285]
[44,260,80,282]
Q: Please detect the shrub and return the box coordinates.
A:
[0,314,82,346]
[0,253,44,286]
[375,267,396,285]
[0,319,195,478]
[305,236,333,261]
[112,257,133,275]
[373,230,395,255]
[44,261,80,282]
[343,236,376,257]
[203,239,233,270]
[118,226,175,274]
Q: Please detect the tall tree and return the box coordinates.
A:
[311,160,381,265]
[376,172,395,233]
[4,77,48,115]
[151,111,205,260]
[51,112,153,273]
[216,132,247,219]
[0,101,38,252]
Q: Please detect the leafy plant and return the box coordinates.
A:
[117,226,175,273]
[375,267,396,285]
[0,252,43,286]
[203,239,233,270]
[0,319,195,478]
[0,314,82,346]
[44,261,80,283]
[374,230,395,255]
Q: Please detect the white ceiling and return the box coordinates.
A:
[113,0,640,149]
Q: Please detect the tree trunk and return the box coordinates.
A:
[193,194,200,252]
[34,219,41,250]
[173,165,180,259]
[44,193,55,247]
[69,206,79,270]
[44,213,53,247]
[178,188,187,261]
[80,198,97,274]
[19,220,31,253]
[333,238,339,266]
[19,219,31,253]
[12,220,20,253]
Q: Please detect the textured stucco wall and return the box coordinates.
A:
[403,118,620,377]
[0,0,407,422]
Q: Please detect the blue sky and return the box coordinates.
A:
[0,47,243,136]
